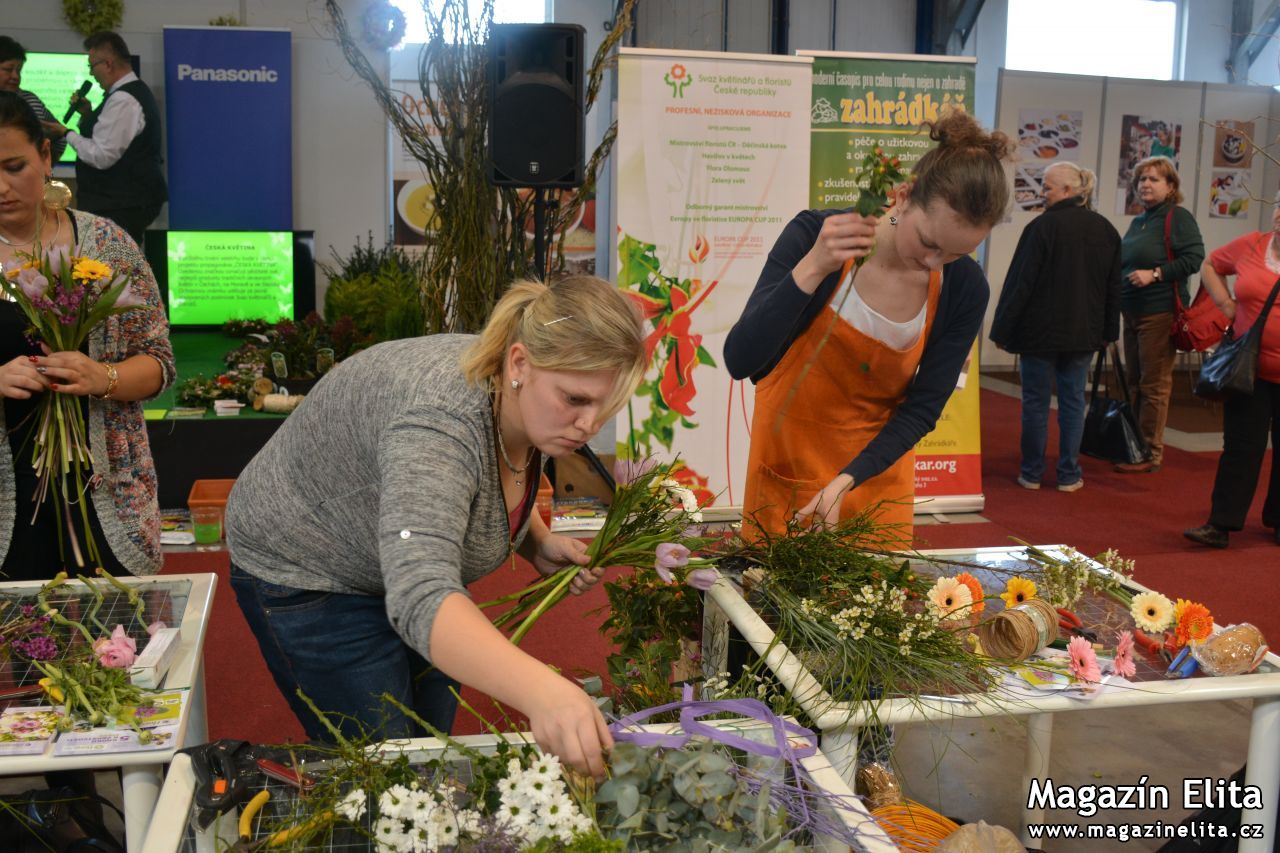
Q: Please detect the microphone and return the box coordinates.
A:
[62,81,92,123]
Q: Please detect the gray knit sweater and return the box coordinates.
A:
[225,335,527,663]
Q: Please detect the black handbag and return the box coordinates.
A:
[1080,343,1147,464]
[1193,275,1280,402]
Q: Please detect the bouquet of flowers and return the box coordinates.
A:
[1,245,145,567]
[481,461,716,646]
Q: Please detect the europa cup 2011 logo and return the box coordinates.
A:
[664,63,692,98]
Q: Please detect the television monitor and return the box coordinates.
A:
[22,52,143,165]
[143,230,317,329]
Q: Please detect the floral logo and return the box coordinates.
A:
[664,63,692,98]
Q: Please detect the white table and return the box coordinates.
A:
[141,720,896,853]
[703,545,1280,851]
[0,573,217,852]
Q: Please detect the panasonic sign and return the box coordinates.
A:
[176,64,279,82]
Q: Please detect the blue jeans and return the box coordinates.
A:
[1018,352,1093,486]
[230,563,459,743]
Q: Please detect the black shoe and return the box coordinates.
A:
[1183,523,1229,549]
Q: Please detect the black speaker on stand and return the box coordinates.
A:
[486,23,615,495]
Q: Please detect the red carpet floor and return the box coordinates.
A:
[163,387,1278,744]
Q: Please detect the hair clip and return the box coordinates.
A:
[543,315,573,326]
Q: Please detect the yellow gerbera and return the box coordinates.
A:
[1131,591,1174,633]
[1000,577,1037,609]
[71,257,113,283]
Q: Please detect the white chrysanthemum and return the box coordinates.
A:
[379,784,415,822]
[336,789,367,822]
[373,816,411,852]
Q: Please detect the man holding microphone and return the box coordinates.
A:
[42,30,166,246]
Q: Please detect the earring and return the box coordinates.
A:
[511,379,520,390]
[888,215,898,227]
[43,175,72,212]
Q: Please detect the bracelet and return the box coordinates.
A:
[92,362,119,400]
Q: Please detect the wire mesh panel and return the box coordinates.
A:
[0,577,190,705]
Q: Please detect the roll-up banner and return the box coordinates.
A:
[614,48,813,510]
[800,51,982,514]
[163,27,292,229]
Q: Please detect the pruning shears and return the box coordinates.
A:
[1055,608,1099,643]
[185,739,260,831]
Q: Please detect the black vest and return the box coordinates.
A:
[75,78,168,212]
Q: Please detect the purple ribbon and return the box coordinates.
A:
[609,684,818,759]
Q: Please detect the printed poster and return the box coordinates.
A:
[615,48,813,508]
[1014,109,1084,213]
[803,52,982,511]
[1115,115,1182,215]
[1208,120,1255,219]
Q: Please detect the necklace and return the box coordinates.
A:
[493,391,534,487]
[0,207,46,248]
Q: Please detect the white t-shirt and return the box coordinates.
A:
[831,265,926,350]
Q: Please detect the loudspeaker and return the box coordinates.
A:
[487,23,585,188]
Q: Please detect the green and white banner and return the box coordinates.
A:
[614,48,813,508]
[801,52,983,513]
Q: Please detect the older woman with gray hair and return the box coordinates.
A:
[991,162,1122,491]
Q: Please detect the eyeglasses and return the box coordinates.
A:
[88,59,108,70]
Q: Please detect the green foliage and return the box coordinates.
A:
[63,0,123,37]
[599,573,702,714]
[322,234,428,342]
[595,740,797,851]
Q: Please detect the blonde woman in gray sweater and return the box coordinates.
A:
[226,276,646,777]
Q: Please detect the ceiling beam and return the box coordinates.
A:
[1230,0,1280,82]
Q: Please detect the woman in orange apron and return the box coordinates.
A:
[726,111,1015,544]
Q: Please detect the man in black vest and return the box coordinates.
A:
[42,31,166,246]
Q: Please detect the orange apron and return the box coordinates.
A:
[742,259,942,544]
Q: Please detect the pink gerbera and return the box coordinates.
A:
[1067,636,1102,683]
[1113,630,1137,679]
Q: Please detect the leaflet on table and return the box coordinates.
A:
[14,689,189,756]
[0,706,62,755]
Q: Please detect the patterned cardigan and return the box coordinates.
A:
[0,211,176,575]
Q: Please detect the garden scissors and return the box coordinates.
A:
[1054,608,1098,643]
[186,739,259,830]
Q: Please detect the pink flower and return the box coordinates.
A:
[15,267,48,300]
[43,245,71,279]
[146,621,168,636]
[654,542,690,583]
[92,625,137,669]
[1113,630,1136,679]
[685,568,718,591]
[613,457,658,486]
[1067,636,1101,683]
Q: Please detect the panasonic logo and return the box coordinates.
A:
[176,64,280,82]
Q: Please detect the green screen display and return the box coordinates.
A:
[24,52,89,164]
[167,231,294,326]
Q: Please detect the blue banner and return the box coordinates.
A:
[163,27,291,229]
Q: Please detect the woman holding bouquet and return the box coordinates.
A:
[725,110,1013,542]
[0,92,174,580]
[226,275,646,778]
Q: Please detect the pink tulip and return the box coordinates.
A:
[16,267,48,300]
[656,542,690,569]
[93,625,137,669]
[686,568,718,591]
[613,457,659,486]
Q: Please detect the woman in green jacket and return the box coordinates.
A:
[1115,156,1205,473]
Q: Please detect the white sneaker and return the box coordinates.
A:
[1057,479,1084,493]
[1016,476,1040,490]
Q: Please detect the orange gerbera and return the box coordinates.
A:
[954,573,985,614]
[1174,601,1214,648]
